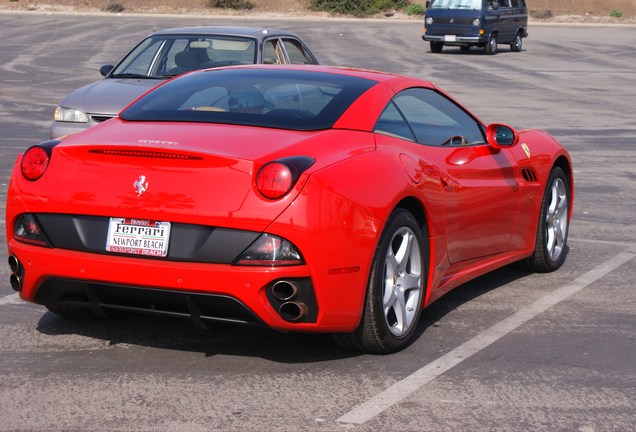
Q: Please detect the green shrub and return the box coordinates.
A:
[309,0,410,17]
[610,9,623,18]
[208,0,255,9]
[405,3,425,15]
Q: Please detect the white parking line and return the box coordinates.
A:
[337,247,636,425]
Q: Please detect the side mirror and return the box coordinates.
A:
[100,65,114,77]
[425,1,431,8]
[486,123,518,148]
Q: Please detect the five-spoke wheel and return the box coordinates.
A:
[333,209,428,353]
[521,166,571,272]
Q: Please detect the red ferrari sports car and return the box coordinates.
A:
[6,65,573,353]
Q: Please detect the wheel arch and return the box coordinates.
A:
[393,196,435,303]
[553,155,574,218]
[395,196,428,234]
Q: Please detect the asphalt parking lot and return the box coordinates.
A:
[0,11,634,432]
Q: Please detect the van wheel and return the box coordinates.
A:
[484,33,498,55]
[430,42,443,53]
[510,33,522,52]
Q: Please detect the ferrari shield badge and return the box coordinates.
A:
[134,175,149,196]
[521,143,531,158]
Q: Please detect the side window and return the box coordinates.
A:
[374,102,415,142]
[392,88,485,146]
[263,40,283,64]
[164,39,190,71]
[117,38,166,76]
[282,39,315,64]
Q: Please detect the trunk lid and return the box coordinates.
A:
[21,120,373,232]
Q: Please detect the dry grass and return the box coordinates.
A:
[530,0,636,17]
[1,0,635,20]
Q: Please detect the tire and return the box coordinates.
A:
[510,32,522,52]
[484,33,498,55]
[520,167,571,272]
[332,209,428,353]
[430,42,443,53]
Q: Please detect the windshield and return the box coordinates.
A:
[430,0,482,9]
[120,68,377,131]
[110,35,258,79]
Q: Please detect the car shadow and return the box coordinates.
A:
[431,48,522,56]
[36,264,532,363]
[412,264,532,344]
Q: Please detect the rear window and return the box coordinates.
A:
[120,68,377,131]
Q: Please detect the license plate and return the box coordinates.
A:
[444,35,457,42]
[106,218,171,257]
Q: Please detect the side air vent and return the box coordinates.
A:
[88,149,202,160]
[521,167,538,183]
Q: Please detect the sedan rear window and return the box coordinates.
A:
[120,69,377,131]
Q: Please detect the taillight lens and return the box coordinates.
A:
[235,234,303,266]
[14,214,50,247]
[255,156,315,200]
[21,146,50,181]
[256,162,292,199]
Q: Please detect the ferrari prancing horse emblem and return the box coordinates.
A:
[521,143,531,158]
[134,175,149,196]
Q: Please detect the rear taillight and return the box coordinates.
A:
[20,140,60,181]
[256,156,315,200]
[235,234,303,266]
[14,214,50,247]
[21,147,49,181]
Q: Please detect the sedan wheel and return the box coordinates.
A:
[520,167,571,272]
[332,209,428,353]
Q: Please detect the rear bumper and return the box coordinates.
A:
[8,241,352,331]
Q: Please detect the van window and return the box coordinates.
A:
[430,0,481,10]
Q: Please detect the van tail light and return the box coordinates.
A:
[256,156,315,200]
[20,140,60,181]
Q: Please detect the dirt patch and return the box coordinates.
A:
[1,0,635,22]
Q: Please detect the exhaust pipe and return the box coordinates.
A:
[279,302,308,322]
[10,274,22,292]
[271,280,300,302]
[8,255,21,274]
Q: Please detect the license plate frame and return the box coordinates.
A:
[106,218,171,257]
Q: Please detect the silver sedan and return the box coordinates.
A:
[50,26,319,138]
